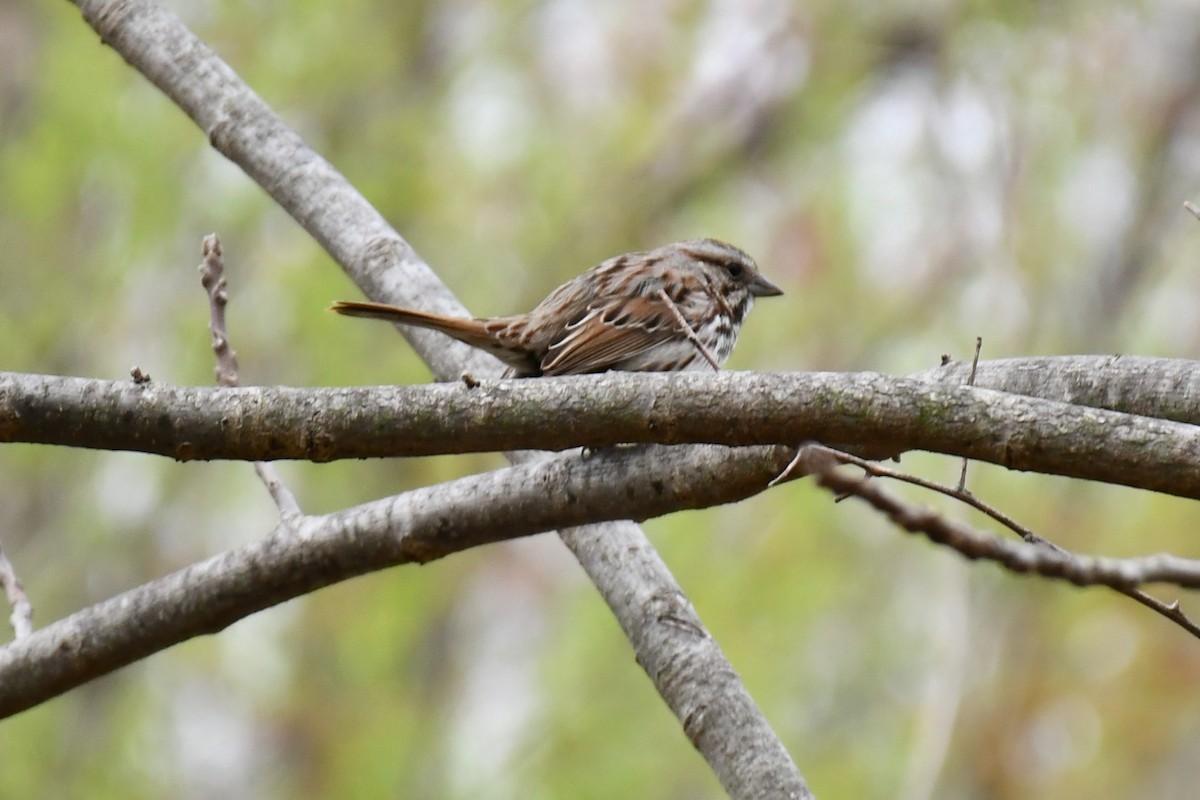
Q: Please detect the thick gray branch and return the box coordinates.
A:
[0,442,792,716]
[922,355,1200,420]
[66,1,810,795]
[77,0,484,372]
[6,358,1200,498]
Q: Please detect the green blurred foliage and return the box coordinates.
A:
[4,0,1200,797]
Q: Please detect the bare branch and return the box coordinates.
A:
[253,462,302,522]
[198,235,239,388]
[801,446,1200,589]
[0,543,31,640]
[955,336,984,492]
[6,364,1200,498]
[0,441,796,718]
[66,1,809,793]
[73,0,479,371]
[919,355,1200,423]
[820,446,1200,638]
[197,235,302,521]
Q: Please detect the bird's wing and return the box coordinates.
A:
[539,294,683,375]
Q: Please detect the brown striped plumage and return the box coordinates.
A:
[330,239,782,377]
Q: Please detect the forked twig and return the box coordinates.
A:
[797,444,1200,638]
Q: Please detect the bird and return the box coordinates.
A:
[329,238,782,377]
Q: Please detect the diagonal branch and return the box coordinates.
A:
[808,445,1200,638]
[8,433,1200,719]
[69,1,809,795]
[0,442,796,717]
[800,446,1200,590]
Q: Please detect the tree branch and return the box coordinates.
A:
[801,446,1200,589]
[0,544,31,641]
[198,235,303,520]
[8,429,1200,718]
[924,355,1200,422]
[6,361,1200,498]
[0,441,795,717]
[62,3,813,793]
[800,445,1200,638]
[74,0,485,371]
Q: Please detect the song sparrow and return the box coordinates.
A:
[330,238,782,377]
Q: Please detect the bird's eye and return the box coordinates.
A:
[726,261,744,278]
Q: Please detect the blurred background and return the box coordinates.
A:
[4,0,1200,797]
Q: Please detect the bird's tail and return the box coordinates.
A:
[329,300,531,371]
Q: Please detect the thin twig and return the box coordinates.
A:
[813,444,1200,637]
[0,543,32,639]
[199,235,302,522]
[796,446,1200,640]
[657,289,721,371]
[199,235,239,388]
[956,337,983,492]
[253,462,302,519]
[768,446,807,488]
[818,446,1046,543]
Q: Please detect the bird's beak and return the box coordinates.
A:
[748,274,784,297]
